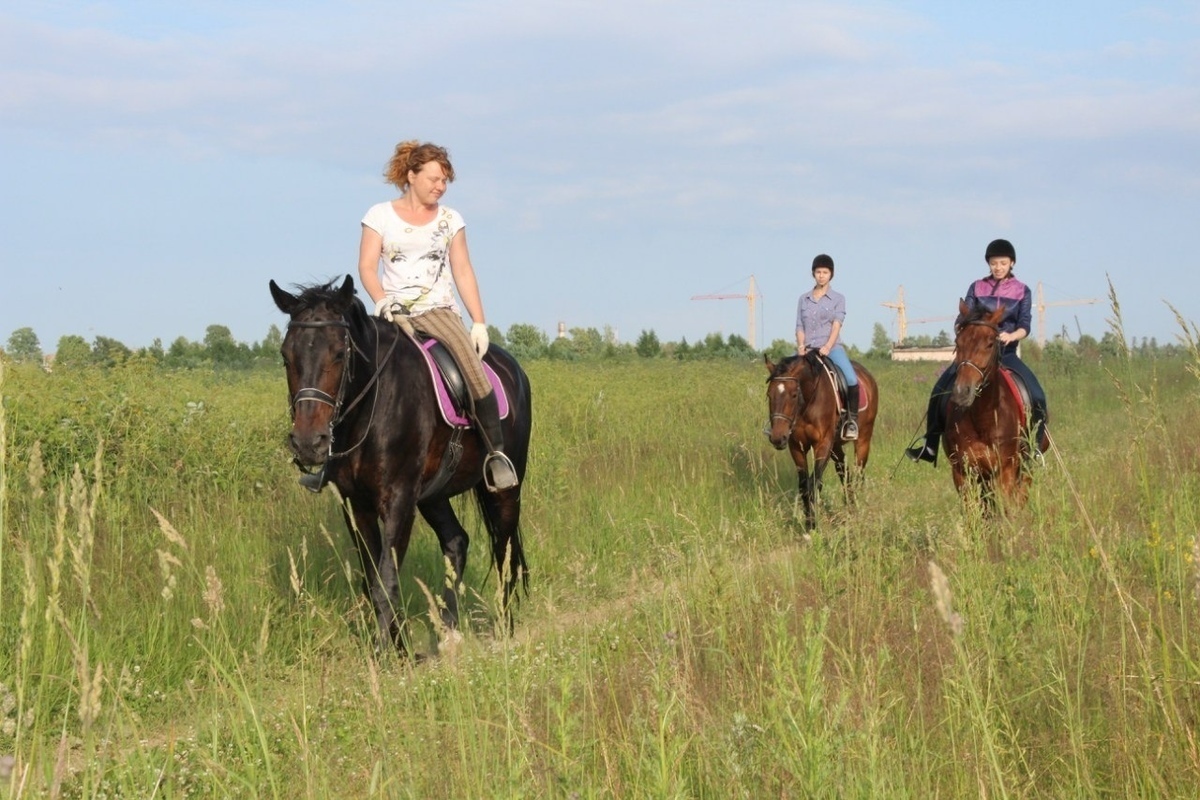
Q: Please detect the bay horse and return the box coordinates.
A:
[764,351,878,530]
[943,299,1048,512]
[269,276,530,653]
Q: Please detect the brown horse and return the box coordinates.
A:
[944,299,1048,512]
[764,351,878,529]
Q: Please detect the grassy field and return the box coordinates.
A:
[1,329,1199,797]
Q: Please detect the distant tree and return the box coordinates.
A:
[165,336,206,369]
[635,329,661,358]
[55,335,93,369]
[1099,331,1126,359]
[6,327,42,364]
[763,338,794,363]
[673,338,692,360]
[867,323,891,359]
[725,334,756,359]
[1075,333,1100,361]
[142,338,166,362]
[260,325,283,354]
[505,323,549,360]
[487,324,506,349]
[204,324,246,367]
[92,336,131,368]
[932,329,951,348]
[553,327,604,360]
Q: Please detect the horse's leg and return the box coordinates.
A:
[789,441,815,530]
[997,455,1029,511]
[374,495,418,652]
[417,497,469,632]
[829,443,850,504]
[341,493,384,627]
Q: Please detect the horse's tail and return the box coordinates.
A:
[474,345,531,605]
[474,488,529,596]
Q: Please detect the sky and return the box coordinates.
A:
[2,0,1198,354]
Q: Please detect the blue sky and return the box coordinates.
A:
[2,0,1198,352]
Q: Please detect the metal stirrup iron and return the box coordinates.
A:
[483,451,519,492]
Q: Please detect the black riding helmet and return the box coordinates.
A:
[812,253,834,276]
[985,239,1016,263]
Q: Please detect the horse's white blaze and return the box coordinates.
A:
[776,383,786,394]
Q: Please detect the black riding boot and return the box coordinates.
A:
[473,391,519,492]
[841,384,860,440]
[905,393,942,465]
[1029,403,1049,465]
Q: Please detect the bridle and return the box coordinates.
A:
[956,319,1001,393]
[767,359,812,432]
[285,314,400,461]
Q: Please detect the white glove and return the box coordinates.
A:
[374,296,404,322]
[470,322,490,357]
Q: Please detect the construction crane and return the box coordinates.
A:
[1036,282,1097,346]
[691,275,760,349]
[881,286,955,345]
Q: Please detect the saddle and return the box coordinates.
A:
[939,366,1032,421]
[416,337,510,427]
[998,367,1032,420]
[809,352,869,415]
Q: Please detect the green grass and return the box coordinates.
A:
[1,334,1199,797]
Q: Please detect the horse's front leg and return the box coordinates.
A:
[996,454,1030,511]
[374,495,419,652]
[418,497,470,634]
[789,440,816,530]
[342,493,382,618]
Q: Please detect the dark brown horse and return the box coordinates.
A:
[269,276,530,653]
[764,352,878,529]
[944,299,1047,511]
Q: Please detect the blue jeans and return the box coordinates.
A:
[817,344,858,386]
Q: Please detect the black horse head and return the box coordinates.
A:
[269,276,362,466]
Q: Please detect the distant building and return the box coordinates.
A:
[891,345,955,363]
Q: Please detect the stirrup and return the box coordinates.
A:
[483,451,519,492]
[841,419,859,440]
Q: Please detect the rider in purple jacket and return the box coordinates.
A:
[906,239,1048,465]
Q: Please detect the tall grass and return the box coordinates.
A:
[1,315,1198,797]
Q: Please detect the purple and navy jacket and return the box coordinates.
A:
[961,276,1032,355]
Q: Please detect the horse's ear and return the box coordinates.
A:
[764,354,775,373]
[958,298,971,316]
[328,275,356,314]
[270,280,298,315]
[986,304,1006,325]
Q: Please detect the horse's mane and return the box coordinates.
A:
[958,300,993,327]
[770,354,801,379]
[284,280,344,313]
[287,279,372,330]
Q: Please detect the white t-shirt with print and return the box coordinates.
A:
[361,202,465,316]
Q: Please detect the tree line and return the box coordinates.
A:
[2,323,766,370]
[2,320,1185,371]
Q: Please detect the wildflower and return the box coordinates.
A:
[928,561,965,637]
[203,565,224,618]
